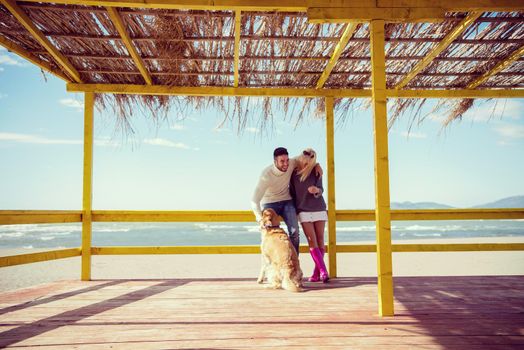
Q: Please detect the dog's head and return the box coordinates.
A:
[261,208,281,228]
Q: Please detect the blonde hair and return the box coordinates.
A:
[297,148,317,182]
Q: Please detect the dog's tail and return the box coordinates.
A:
[281,270,302,292]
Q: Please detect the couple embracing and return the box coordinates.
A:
[250,147,329,283]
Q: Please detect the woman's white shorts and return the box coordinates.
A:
[298,211,328,223]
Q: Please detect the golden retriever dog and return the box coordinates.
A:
[257,208,303,292]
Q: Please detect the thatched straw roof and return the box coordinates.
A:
[1,2,523,133]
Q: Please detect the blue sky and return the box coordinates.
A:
[1,46,523,210]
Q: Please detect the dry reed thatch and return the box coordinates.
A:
[0,3,522,135]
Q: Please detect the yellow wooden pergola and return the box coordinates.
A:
[1,0,524,317]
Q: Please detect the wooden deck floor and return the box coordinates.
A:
[0,276,523,349]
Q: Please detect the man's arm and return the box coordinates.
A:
[250,176,268,222]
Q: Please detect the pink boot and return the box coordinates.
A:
[311,247,329,283]
[308,248,320,282]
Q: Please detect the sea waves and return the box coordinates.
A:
[0,220,522,248]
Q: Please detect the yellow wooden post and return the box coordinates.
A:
[325,96,337,277]
[81,92,94,280]
[370,19,394,316]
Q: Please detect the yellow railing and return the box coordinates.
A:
[0,208,523,268]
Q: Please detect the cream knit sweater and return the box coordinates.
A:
[250,158,297,222]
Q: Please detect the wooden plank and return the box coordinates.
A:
[106,7,152,85]
[67,83,524,98]
[337,243,524,253]
[389,89,524,98]
[0,0,81,82]
[0,248,81,267]
[19,0,524,12]
[395,11,483,89]
[370,19,394,317]
[67,83,372,97]
[92,246,261,255]
[81,92,94,281]
[14,0,372,12]
[308,7,447,23]
[325,96,337,277]
[1,209,522,225]
[316,23,358,89]
[378,0,524,11]
[233,10,241,87]
[0,210,82,225]
[0,276,523,348]
[92,210,256,222]
[392,208,524,220]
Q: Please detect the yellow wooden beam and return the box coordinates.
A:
[1,208,521,226]
[392,208,524,220]
[336,243,524,253]
[325,96,337,277]
[93,246,260,255]
[308,7,446,23]
[81,92,95,281]
[467,45,524,89]
[20,0,524,12]
[388,89,524,99]
[395,11,482,89]
[17,0,361,11]
[0,36,69,81]
[0,0,82,82]
[378,0,524,12]
[0,210,82,225]
[336,208,524,221]
[92,210,256,222]
[370,19,394,317]
[106,7,152,85]
[316,23,357,89]
[392,243,524,252]
[0,248,81,268]
[233,10,241,87]
[67,83,372,97]
[67,83,524,98]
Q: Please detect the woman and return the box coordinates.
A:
[289,148,329,283]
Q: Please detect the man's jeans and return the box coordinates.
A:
[262,200,300,254]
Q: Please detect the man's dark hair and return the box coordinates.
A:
[273,147,288,159]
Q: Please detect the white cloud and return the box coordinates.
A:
[494,124,524,139]
[170,123,185,130]
[143,138,190,149]
[0,132,81,145]
[0,54,25,67]
[94,137,120,147]
[401,131,427,139]
[0,132,120,147]
[246,127,259,133]
[60,98,84,110]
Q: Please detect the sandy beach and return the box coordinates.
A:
[1,236,523,293]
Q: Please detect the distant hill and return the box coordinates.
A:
[391,201,454,209]
[472,195,524,208]
[391,195,524,209]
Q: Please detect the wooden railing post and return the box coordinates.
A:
[81,92,94,280]
[325,96,337,277]
[370,19,394,317]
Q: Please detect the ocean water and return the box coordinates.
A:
[0,220,523,249]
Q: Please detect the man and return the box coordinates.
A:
[251,147,321,254]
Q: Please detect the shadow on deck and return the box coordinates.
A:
[0,276,523,349]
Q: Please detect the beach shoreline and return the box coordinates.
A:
[0,236,523,293]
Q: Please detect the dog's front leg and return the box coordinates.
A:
[257,254,267,284]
